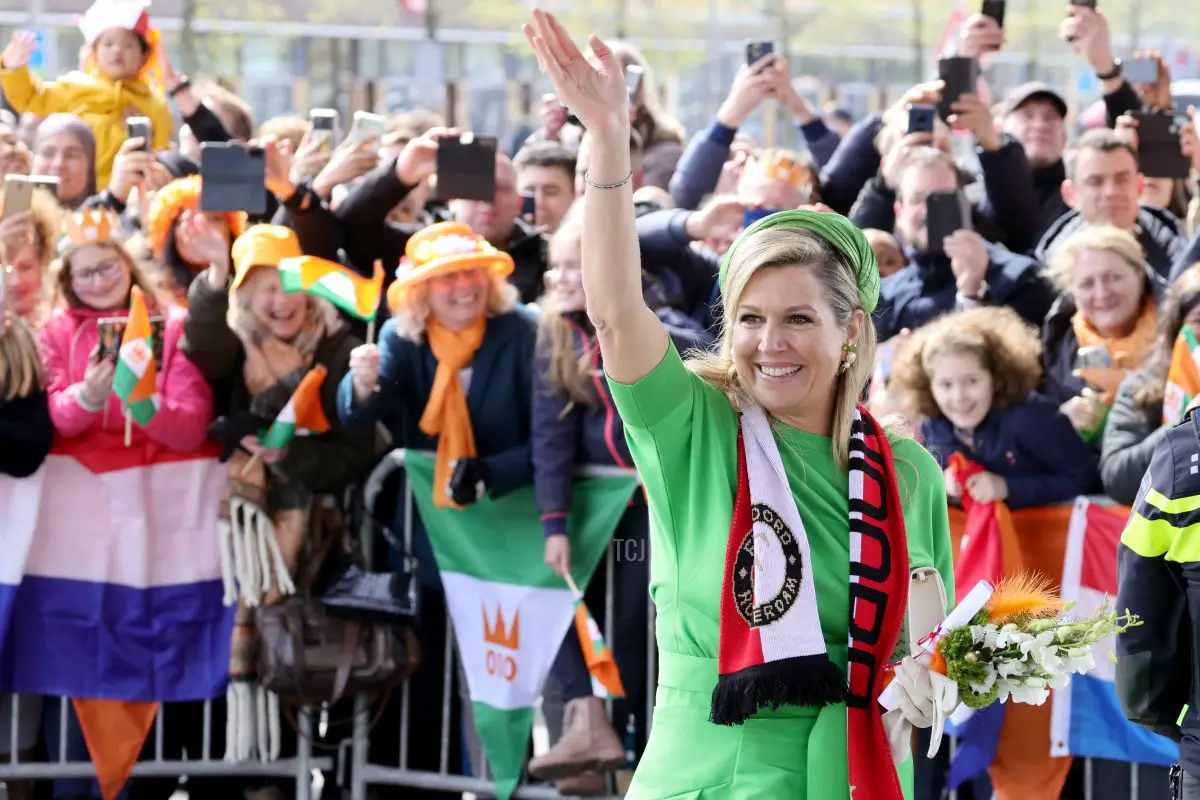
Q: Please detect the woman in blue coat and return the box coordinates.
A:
[338,220,535,798]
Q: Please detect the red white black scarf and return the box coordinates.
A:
[713,403,909,800]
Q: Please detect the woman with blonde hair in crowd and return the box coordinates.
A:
[339,220,536,796]
[1041,224,1165,444]
[0,303,52,800]
[525,11,954,798]
[1,185,62,328]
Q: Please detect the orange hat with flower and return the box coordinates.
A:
[145,175,248,261]
[386,221,514,313]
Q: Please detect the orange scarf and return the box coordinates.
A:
[1071,299,1158,403]
[419,316,486,509]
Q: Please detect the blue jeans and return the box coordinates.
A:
[42,696,132,800]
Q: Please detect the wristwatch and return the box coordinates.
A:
[1096,59,1122,81]
[956,280,989,307]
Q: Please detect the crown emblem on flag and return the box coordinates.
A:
[62,208,121,249]
[482,603,520,650]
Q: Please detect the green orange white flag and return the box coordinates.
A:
[571,586,625,699]
[260,365,331,449]
[1164,325,1200,425]
[111,285,158,426]
[277,256,384,321]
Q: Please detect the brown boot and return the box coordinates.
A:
[528,697,625,780]
[555,770,607,796]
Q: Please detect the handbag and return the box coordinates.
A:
[255,498,414,708]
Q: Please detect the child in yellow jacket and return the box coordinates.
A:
[0,0,173,191]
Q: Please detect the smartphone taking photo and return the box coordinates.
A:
[434,134,498,203]
[126,116,151,151]
[200,142,267,215]
[309,109,338,154]
[746,40,774,67]
[937,57,980,121]
[925,190,971,253]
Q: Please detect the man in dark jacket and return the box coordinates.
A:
[994,82,1071,247]
[1035,128,1189,280]
[1116,407,1200,796]
[873,147,1054,341]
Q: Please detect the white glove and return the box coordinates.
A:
[885,655,960,760]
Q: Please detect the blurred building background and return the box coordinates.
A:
[3,0,1199,147]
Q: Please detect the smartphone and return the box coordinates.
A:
[348,111,386,148]
[1072,0,1096,7]
[520,192,536,225]
[981,0,1005,26]
[625,65,645,104]
[1122,57,1158,85]
[925,191,970,252]
[309,108,338,154]
[1075,345,1112,371]
[200,142,267,215]
[28,175,58,194]
[97,316,166,364]
[1131,109,1191,179]
[3,175,33,218]
[746,40,774,67]
[937,57,980,121]
[434,134,497,202]
[906,104,936,134]
[126,116,151,151]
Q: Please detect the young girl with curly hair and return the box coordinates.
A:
[890,306,1099,509]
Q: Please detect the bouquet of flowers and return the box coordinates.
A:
[881,573,1142,716]
[934,573,1141,709]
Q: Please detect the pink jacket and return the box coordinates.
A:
[38,303,214,452]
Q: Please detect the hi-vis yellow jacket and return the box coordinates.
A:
[1116,407,1198,764]
[0,65,173,190]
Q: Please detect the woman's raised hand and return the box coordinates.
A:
[523,9,630,138]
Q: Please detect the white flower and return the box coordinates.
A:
[1009,685,1051,705]
[970,664,998,695]
[1048,672,1071,690]
[1061,649,1096,674]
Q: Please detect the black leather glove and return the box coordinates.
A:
[446,458,493,506]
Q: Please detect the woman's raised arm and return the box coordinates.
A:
[524,10,668,384]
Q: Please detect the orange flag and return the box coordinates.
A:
[72,698,159,800]
[573,597,625,698]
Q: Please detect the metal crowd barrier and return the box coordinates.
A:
[0,466,1169,800]
[350,449,647,800]
[0,697,331,796]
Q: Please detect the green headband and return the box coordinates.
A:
[717,209,880,315]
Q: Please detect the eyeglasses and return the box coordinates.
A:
[71,259,122,286]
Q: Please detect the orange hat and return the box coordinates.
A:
[386,221,514,312]
[145,175,248,262]
[229,225,302,292]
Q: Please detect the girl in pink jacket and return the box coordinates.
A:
[38,208,213,450]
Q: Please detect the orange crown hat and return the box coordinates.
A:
[146,175,248,261]
[739,148,810,192]
[78,0,164,90]
[57,208,122,258]
[386,221,514,313]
